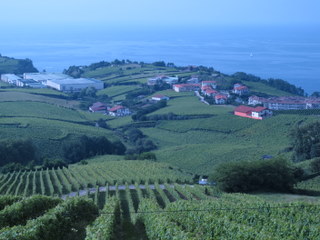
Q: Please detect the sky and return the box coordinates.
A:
[1,0,320,28]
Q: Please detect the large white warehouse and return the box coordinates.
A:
[23,72,69,84]
[46,78,104,92]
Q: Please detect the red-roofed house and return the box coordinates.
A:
[234,105,272,120]
[108,105,131,117]
[201,81,217,89]
[215,95,228,104]
[89,102,108,113]
[151,94,170,101]
[203,89,218,97]
[233,84,249,95]
[173,84,200,92]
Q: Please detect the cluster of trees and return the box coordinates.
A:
[291,121,320,162]
[232,72,305,96]
[63,135,126,163]
[212,157,302,193]
[0,55,38,74]
[142,112,213,121]
[124,128,157,154]
[131,100,167,121]
[0,139,36,167]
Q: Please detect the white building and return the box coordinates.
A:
[16,78,46,88]
[23,73,69,85]
[151,94,170,101]
[108,105,131,117]
[0,74,22,84]
[46,78,104,92]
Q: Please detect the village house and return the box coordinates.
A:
[151,94,170,101]
[233,83,249,95]
[108,105,131,117]
[173,83,200,92]
[89,102,108,113]
[203,88,218,97]
[201,80,217,89]
[215,95,228,104]
[234,105,273,120]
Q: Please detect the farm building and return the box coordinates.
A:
[173,84,200,92]
[1,74,22,84]
[46,78,104,92]
[23,72,69,85]
[108,105,131,117]
[89,102,108,113]
[234,105,272,120]
[151,94,170,101]
[186,76,199,84]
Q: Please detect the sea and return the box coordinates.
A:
[1,25,319,94]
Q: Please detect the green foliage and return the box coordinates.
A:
[132,100,167,121]
[137,198,192,239]
[63,135,126,163]
[291,121,320,161]
[0,198,99,240]
[212,157,299,192]
[85,197,119,240]
[164,196,320,239]
[0,139,36,167]
[0,195,61,229]
[0,196,22,211]
[232,72,305,96]
[310,157,320,173]
[0,56,38,75]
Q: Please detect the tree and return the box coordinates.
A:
[291,121,320,161]
[212,157,299,193]
[310,157,320,173]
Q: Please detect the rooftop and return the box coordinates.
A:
[48,78,102,85]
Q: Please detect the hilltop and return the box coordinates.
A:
[0,55,38,75]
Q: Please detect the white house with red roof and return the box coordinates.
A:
[201,81,217,89]
[173,84,200,92]
[89,102,108,113]
[234,105,272,120]
[108,105,131,117]
[215,95,228,104]
[233,84,249,95]
[151,94,170,101]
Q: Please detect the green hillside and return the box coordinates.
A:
[0,55,38,74]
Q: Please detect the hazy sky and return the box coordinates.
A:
[1,0,320,27]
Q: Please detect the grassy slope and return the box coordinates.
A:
[1,63,316,174]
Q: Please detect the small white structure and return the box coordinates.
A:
[173,84,200,92]
[24,73,69,85]
[1,74,22,84]
[46,78,104,92]
[151,94,170,101]
[108,105,131,117]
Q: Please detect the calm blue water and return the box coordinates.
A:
[1,25,319,93]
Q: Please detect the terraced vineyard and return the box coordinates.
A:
[0,161,193,196]
[1,185,319,240]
